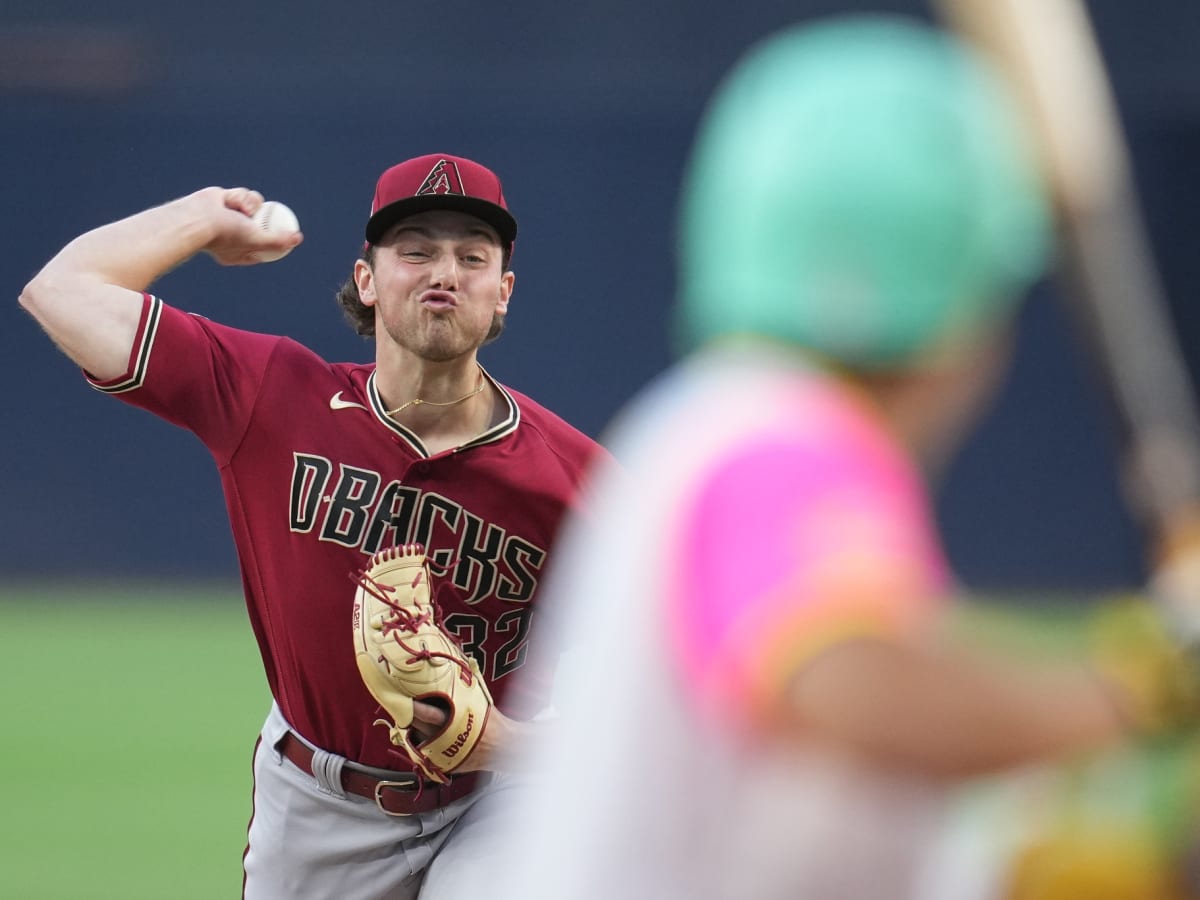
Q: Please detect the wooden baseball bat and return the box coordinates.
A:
[933,0,1200,631]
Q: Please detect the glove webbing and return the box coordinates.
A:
[355,567,480,687]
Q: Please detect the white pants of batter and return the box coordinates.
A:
[243,703,522,900]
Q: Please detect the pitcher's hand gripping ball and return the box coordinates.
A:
[353,544,493,783]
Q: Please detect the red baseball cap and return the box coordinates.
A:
[364,153,517,253]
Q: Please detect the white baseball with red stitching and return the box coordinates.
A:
[250,200,300,262]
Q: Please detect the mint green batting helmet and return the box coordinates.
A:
[676,15,1052,368]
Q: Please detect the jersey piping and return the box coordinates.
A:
[365,366,520,458]
[88,294,164,394]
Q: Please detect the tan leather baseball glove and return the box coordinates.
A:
[352,543,493,783]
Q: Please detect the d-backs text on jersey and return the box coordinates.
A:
[289,453,544,605]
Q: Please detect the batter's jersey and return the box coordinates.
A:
[478,344,977,900]
[87,294,604,770]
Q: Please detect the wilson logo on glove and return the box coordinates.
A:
[352,543,494,783]
[442,713,476,759]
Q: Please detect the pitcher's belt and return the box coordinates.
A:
[278,731,486,816]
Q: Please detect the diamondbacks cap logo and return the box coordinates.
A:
[415,159,465,197]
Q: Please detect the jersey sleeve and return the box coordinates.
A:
[668,391,951,726]
[84,293,282,463]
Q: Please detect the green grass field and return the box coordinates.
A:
[0,582,269,899]
[9,585,1200,897]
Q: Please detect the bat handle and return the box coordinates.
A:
[1149,508,1200,650]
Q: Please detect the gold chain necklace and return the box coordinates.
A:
[384,366,485,417]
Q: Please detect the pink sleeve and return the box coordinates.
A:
[668,387,949,725]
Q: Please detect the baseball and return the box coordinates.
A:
[250,200,301,262]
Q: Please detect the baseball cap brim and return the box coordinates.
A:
[365,195,518,249]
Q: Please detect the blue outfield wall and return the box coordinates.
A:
[4,0,1199,591]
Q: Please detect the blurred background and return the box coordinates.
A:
[3,0,1199,590]
[3,0,1199,896]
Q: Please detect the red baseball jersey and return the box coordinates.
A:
[88,294,604,769]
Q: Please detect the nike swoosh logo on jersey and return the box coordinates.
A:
[329,391,369,411]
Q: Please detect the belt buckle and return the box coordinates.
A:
[374,777,421,817]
